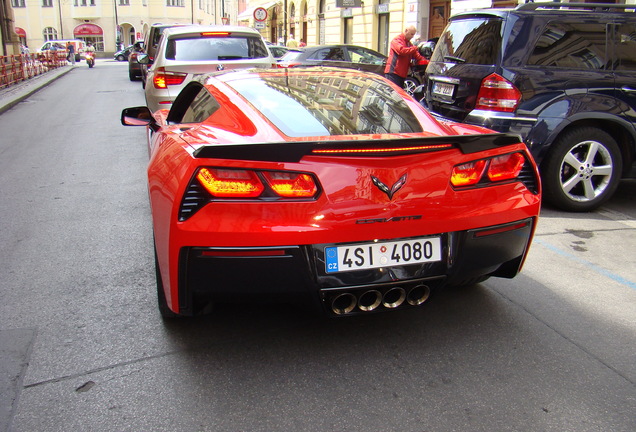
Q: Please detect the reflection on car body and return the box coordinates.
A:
[121,67,541,319]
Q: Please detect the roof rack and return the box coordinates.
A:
[517,2,635,12]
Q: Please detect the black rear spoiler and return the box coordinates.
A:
[192,133,522,163]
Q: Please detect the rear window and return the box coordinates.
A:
[165,35,269,61]
[430,17,503,65]
[228,74,423,137]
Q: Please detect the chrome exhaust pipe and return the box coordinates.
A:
[382,287,406,309]
[407,284,430,306]
[358,290,382,312]
[331,293,357,315]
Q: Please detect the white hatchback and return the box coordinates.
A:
[141,25,275,112]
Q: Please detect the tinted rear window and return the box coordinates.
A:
[228,74,423,137]
[165,36,269,61]
[430,17,502,65]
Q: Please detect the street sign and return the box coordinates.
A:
[255,22,266,29]
[254,7,268,22]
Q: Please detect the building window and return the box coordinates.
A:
[42,0,53,6]
[167,0,185,6]
[11,0,26,7]
[119,0,130,5]
[43,27,58,41]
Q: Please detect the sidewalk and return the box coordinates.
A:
[0,65,74,115]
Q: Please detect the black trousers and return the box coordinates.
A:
[385,73,405,88]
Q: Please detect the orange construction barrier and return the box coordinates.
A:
[0,51,69,90]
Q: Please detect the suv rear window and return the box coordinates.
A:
[165,36,269,61]
[430,17,502,65]
[527,21,607,70]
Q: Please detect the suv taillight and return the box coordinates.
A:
[153,67,187,89]
[475,73,521,113]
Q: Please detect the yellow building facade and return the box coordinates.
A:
[10,0,239,54]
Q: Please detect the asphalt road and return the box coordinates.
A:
[0,60,635,432]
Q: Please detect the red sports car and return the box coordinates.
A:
[121,67,541,318]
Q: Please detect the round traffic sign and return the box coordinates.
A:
[254,7,268,22]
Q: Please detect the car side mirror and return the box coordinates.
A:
[137,54,150,65]
[121,106,153,126]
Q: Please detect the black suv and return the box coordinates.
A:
[423,2,636,211]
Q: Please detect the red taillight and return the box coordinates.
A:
[262,172,317,198]
[195,168,319,199]
[487,153,525,181]
[451,152,526,187]
[197,168,264,198]
[153,67,187,89]
[451,160,487,187]
[475,73,521,113]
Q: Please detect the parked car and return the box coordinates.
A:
[121,67,541,318]
[268,45,302,59]
[422,2,636,211]
[139,25,275,112]
[114,45,133,61]
[139,23,189,87]
[278,44,427,95]
[277,44,387,75]
[127,40,145,81]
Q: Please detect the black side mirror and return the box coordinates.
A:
[121,106,153,126]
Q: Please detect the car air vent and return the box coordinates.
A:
[518,163,539,195]
[179,180,210,221]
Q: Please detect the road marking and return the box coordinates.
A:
[533,238,636,291]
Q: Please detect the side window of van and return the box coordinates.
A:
[528,21,607,70]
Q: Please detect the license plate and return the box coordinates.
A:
[432,81,455,97]
[325,237,442,273]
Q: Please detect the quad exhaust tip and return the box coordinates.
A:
[330,284,431,315]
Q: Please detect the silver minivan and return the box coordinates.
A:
[141,25,275,112]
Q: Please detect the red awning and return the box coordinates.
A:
[74,24,103,36]
[14,27,26,37]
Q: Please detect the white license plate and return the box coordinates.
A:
[325,237,442,273]
[432,82,455,97]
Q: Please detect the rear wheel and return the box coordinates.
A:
[116,54,125,61]
[542,127,622,212]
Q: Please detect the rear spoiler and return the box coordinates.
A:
[192,133,522,163]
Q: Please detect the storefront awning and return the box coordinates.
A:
[237,1,278,21]
[14,27,26,37]
[74,24,103,36]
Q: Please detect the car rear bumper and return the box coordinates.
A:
[175,217,536,316]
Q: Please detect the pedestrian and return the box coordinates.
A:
[299,39,306,48]
[66,41,76,65]
[286,34,299,48]
[384,25,427,88]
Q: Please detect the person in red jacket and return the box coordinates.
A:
[384,25,428,88]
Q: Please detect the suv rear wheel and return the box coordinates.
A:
[542,127,622,212]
